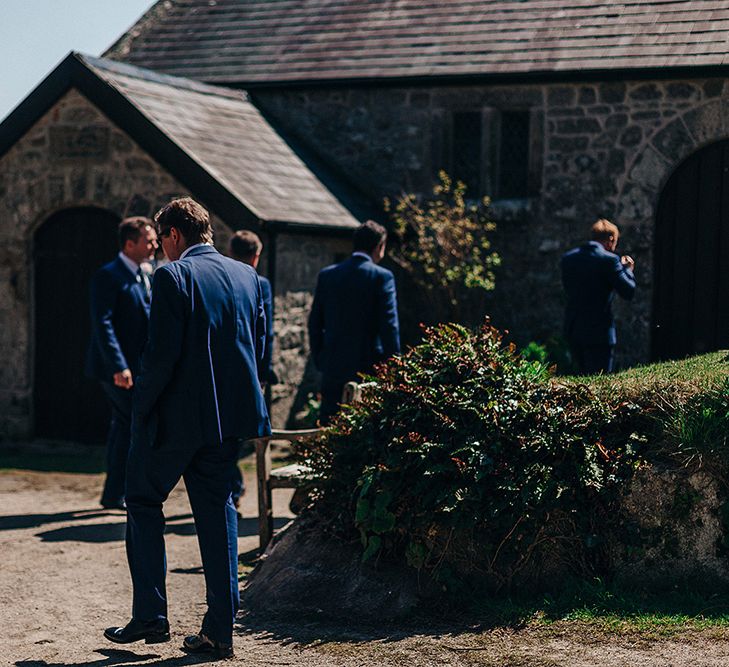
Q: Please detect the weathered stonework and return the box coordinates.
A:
[244,463,729,615]
[611,466,729,587]
[0,88,342,437]
[254,76,729,367]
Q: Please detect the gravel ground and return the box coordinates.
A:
[4,454,729,666]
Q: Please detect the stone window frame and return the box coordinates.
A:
[443,107,544,201]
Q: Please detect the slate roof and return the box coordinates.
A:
[0,53,364,231]
[106,0,729,86]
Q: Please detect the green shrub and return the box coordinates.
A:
[521,336,576,375]
[297,322,645,590]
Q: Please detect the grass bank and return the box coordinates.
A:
[576,350,729,467]
[472,579,729,637]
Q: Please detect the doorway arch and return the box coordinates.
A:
[33,207,120,442]
[653,140,729,361]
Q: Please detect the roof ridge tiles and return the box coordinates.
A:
[79,53,249,102]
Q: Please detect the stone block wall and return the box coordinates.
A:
[254,77,729,366]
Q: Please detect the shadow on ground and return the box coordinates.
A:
[236,581,729,647]
[237,610,484,647]
[1,505,288,544]
[16,647,218,666]
[28,513,198,543]
[0,510,112,531]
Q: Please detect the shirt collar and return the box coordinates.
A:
[118,251,139,276]
[351,251,371,261]
[179,242,212,260]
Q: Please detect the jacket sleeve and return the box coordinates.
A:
[609,256,636,301]
[255,276,267,376]
[377,270,401,358]
[89,269,128,377]
[259,278,274,382]
[307,275,324,371]
[132,266,185,419]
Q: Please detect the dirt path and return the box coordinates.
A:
[4,452,729,666]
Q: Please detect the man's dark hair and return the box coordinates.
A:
[353,220,387,253]
[230,230,263,261]
[118,217,153,249]
[154,197,213,246]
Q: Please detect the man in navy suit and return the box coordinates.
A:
[229,230,274,386]
[561,219,636,374]
[308,220,400,424]
[104,198,270,658]
[228,229,275,509]
[86,217,157,510]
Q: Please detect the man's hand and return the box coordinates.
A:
[113,369,134,389]
[621,255,635,272]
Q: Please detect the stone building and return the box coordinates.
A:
[2,1,729,439]
[0,54,365,438]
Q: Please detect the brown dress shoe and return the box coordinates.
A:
[182,633,233,659]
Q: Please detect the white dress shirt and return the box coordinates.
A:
[179,242,212,260]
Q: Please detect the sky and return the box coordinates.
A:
[0,0,154,121]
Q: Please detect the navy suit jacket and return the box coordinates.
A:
[259,275,274,383]
[85,255,150,381]
[132,245,271,449]
[561,241,636,346]
[308,254,400,384]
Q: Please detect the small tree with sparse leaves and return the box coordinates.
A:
[385,171,500,326]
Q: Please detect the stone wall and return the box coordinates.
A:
[254,77,729,365]
[244,462,729,617]
[0,88,326,436]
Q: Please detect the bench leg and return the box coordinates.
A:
[255,438,273,551]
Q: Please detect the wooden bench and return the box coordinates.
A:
[250,380,376,551]
[251,429,318,551]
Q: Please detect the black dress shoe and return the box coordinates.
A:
[182,633,233,658]
[104,618,170,644]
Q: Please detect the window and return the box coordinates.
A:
[444,108,540,200]
[451,111,482,195]
[498,111,530,199]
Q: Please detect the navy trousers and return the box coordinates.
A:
[230,440,254,505]
[125,436,240,644]
[570,343,615,375]
[319,379,345,426]
[100,382,133,506]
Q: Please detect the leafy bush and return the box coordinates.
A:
[521,336,576,375]
[386,171,500,326]
[297,322,647,591]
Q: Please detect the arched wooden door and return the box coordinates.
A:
[653,141,729,361]
[34,207,119,442]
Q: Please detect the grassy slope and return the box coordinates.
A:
[578,350,729,402]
